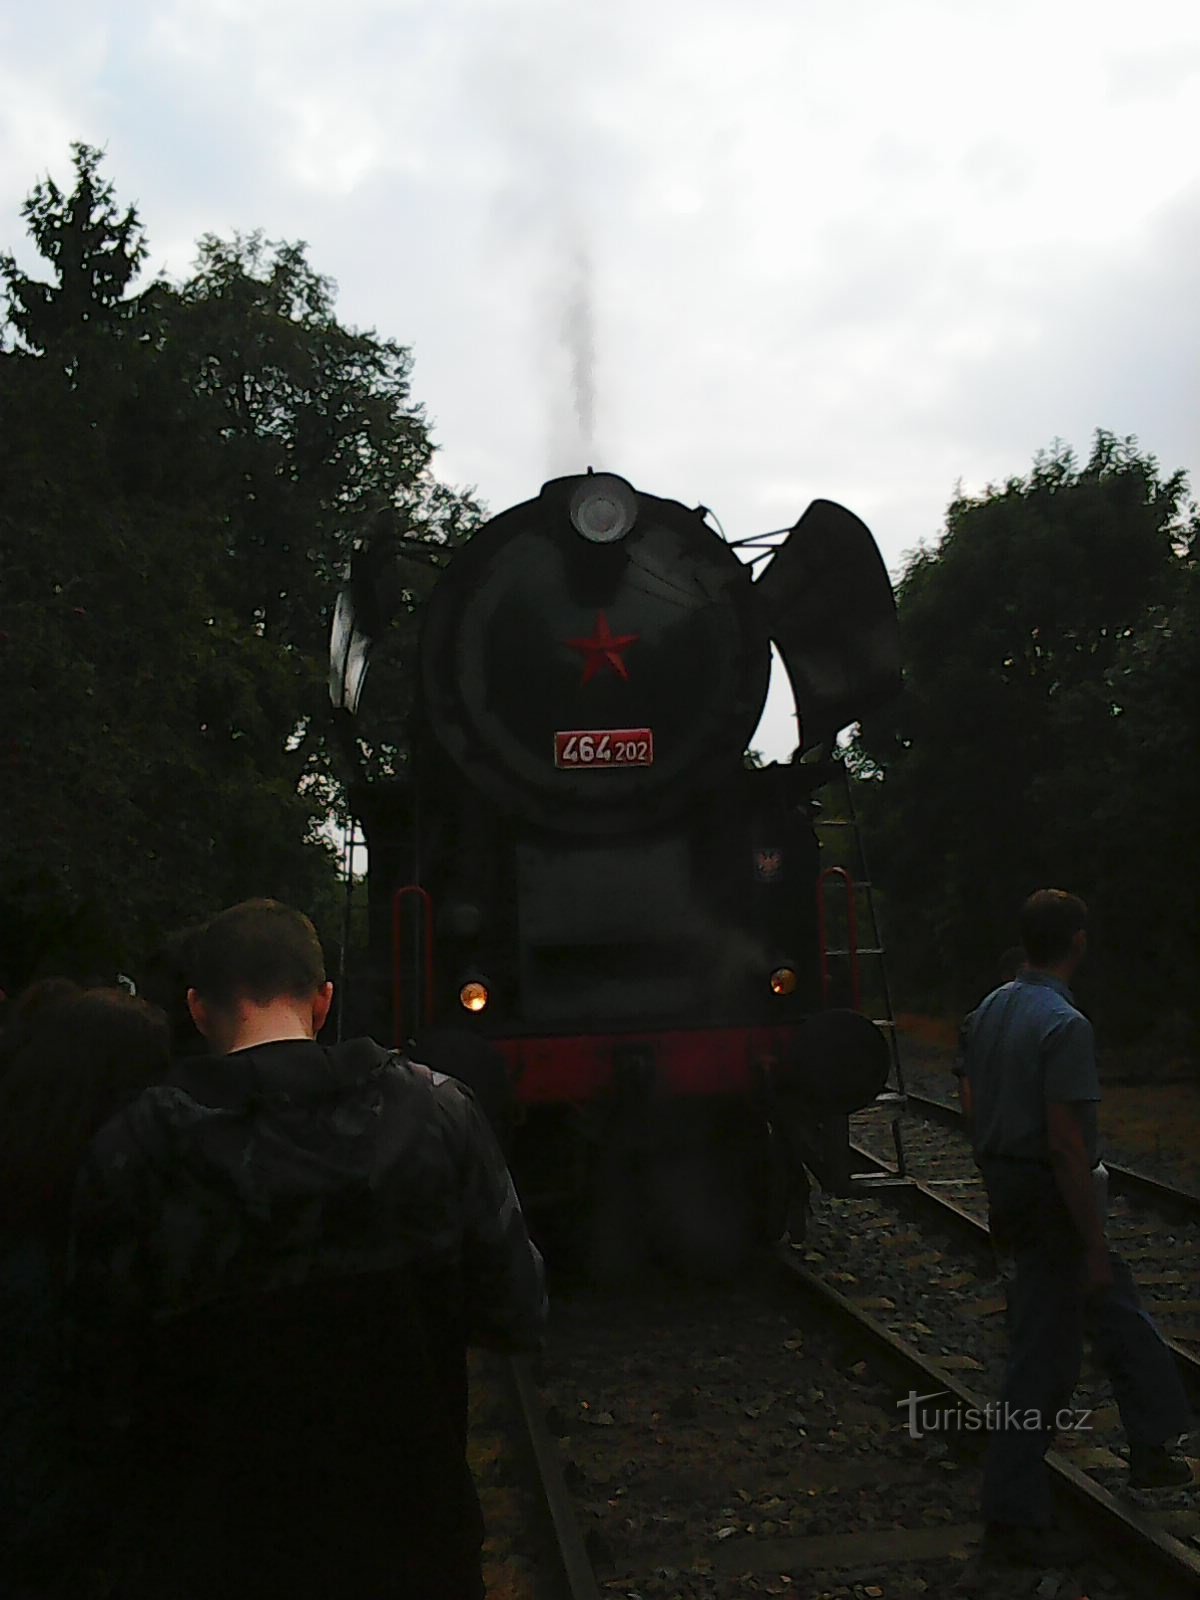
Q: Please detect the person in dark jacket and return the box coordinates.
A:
[964,890,1192,1571]
[411,1024,517,1156]
[68,898,546,1600]
[0,986,170,1596]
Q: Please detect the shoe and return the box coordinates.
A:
[981,1522,1090,1568]
[1129,1443,1194,1490]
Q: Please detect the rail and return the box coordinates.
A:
[846,1134,1200,1406]
[905,1090,1200,1221]
[507,1356,602,1600]
[778,1246,1200,1600]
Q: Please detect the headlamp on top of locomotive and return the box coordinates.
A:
[568,473,638,543]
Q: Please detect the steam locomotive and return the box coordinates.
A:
[330,472,900,1250]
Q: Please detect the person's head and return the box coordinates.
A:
[0,977,83,1081]
[1019,889,1088,975]
[0,987,170,1245]
[186,899,333,1055]
[7,976,82,1030]
[996,945,1026,984]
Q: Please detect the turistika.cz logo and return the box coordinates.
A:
[897,1390,1094,1441]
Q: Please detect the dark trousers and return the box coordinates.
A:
[1088,1253,1191,1446]
[981,1164,1191,1528]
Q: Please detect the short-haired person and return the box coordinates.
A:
[965,890,1192,1569]
[68,899,546,1600]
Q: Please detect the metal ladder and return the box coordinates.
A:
[813,762,908,1177]
[335,819,365,1043]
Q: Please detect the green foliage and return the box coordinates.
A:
[852,434,1199,1045]
[0,146,480,986]
[0,142,150,359]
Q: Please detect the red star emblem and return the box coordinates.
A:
[565,611,639,684]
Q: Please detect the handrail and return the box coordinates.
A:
[816,864,861,1011]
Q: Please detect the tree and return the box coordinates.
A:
[0,141,150,361]
[1067,547,1200,1039]
[160,232,481,812]
[0,149,479,988]
[853,433,1198,1044]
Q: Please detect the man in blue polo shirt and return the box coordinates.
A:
[965,889,1192,1569]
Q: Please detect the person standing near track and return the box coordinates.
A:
[1,986,170,1594]
[963,889,1192,1570]
[68,898,546,1600]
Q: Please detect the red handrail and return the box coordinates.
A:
[391,884,434,1046]
[816,865,861,1012]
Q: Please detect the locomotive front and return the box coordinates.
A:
[418,473,788,1056]
[331,471,901,1230]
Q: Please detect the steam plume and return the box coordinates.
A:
[562,238,596,459]
[546,226,599,474]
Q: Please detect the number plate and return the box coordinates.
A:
[554,728,654,768]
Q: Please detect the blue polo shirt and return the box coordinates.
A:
[964,971,1100,1164]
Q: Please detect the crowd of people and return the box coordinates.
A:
[3,887,1194,1592]
[0,899,546,1599]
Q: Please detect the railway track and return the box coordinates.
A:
[853,1089,1200,1391]
[768,1085,1200,1589]
[510,1266,1003,1599]
[506,1354,602,1600]
[482,1083,1200,1595]
[492,1250,1199,1599]
[902,1088,1200,1211]
[781,1249,1200,1600]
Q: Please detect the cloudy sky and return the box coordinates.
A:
[4,0,1198,757]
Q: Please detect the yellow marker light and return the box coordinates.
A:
[459,980,489,1013]
[770,967,798,996]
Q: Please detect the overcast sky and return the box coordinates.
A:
[4,0,1198,758]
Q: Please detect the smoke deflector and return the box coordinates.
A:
[754,499,900,752]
